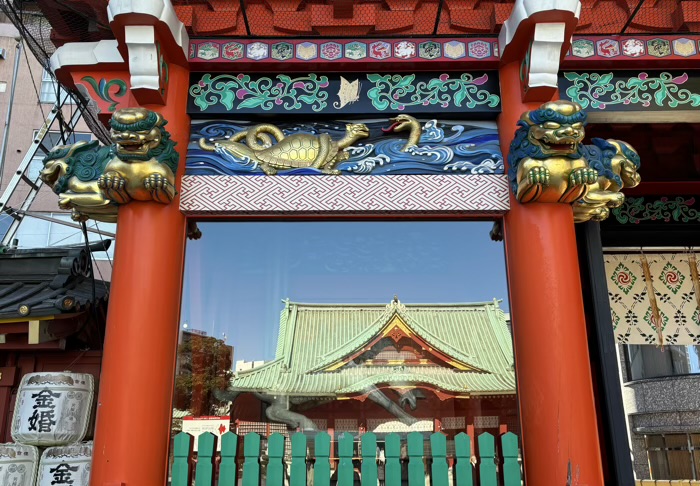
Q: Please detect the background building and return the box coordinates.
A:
[618,342,700,479]
[0,13,113,281]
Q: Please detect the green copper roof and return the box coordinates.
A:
[229,299,515,396]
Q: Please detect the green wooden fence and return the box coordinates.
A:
[172,431,522,486]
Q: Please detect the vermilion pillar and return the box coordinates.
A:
[89,63,190,486]
[499,60,605,485]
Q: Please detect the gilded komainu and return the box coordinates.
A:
[40,108,179,222]
[508,101,640,221]
[198,122,369,175]
[573,139,641,222]
[40,141,116,222]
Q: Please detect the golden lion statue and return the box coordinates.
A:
[40,141,116,223]
[508,100,641,221]
[508,100,597,204]
[99,108,178,204]
[573,139,641,222]
[40,108,179,221]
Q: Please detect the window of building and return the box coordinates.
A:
[646,434,700,480]
[40,69,74,104]
[12,213,115,261]
[626,344,700,381]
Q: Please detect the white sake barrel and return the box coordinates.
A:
[11,372,94,446]
[0,443,39,486]
[37,442,92,486]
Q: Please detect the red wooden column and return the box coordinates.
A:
[499,60,605,486]
[89,62,190,486]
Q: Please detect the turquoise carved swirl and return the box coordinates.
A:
[190,73,329,112]
[366,73,500,111]
[613,197,700,224]
[564,72,700,109]
[80,76,127,112]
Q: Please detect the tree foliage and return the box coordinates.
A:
[174,333,233,416]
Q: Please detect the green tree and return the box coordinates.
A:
[174,333,233,416]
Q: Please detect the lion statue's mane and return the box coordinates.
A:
[43,141,111,195]
[507,106,588,192]
[109,110,179,173]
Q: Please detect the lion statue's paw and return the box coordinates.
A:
[569,167,598,186]
[98,172,131,205]
[144,173,176,204]
[527,166,550,186]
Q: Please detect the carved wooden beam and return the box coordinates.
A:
[499,0,581,102]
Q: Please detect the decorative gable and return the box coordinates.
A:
[320,313,486,373]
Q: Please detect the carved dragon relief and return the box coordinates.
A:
[508,100,641,222]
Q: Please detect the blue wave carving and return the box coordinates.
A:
[187,119,503,176]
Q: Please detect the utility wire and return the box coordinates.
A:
[89,251,110,296]
[81,219,103,347]
[93,221,114,270]
[23,41,46,119]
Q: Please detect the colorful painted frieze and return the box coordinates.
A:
[189,36,700,68]
[561,71,700,111]
[188,72,500,116]
[611,196,700,225]
[189,38,499,64]
[564,35,700,63]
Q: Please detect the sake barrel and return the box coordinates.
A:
[37,442,92,486]
[11,372,94,446]
[0,443,39,486]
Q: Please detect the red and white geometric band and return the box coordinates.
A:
[180,175,510,215]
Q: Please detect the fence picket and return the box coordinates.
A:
[361,432,378,486]
[501,432,521,486]
[195,432,217,486]
[454,433,473,486]
[315,431,332,486]
[267,433,286,486]
[242,433,262,486]
[478,433,497,486]
[219,432,239,486]
[338,432,355,486]
[407,432,424,486]
[171,428,519,486]
[430,433,449,486]
[197,434,217,485]
[385,434,401,486]
[290,433,307,486]
[172,432,193,486]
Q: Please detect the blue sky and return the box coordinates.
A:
[180,221,509,363]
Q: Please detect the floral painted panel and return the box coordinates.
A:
[365,73,499,111]
[561,71,700,111]
[604,253,700,345]
[188,72,500,116]
[612,196,700,224]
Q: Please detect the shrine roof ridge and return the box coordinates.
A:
[283,299,505,308]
